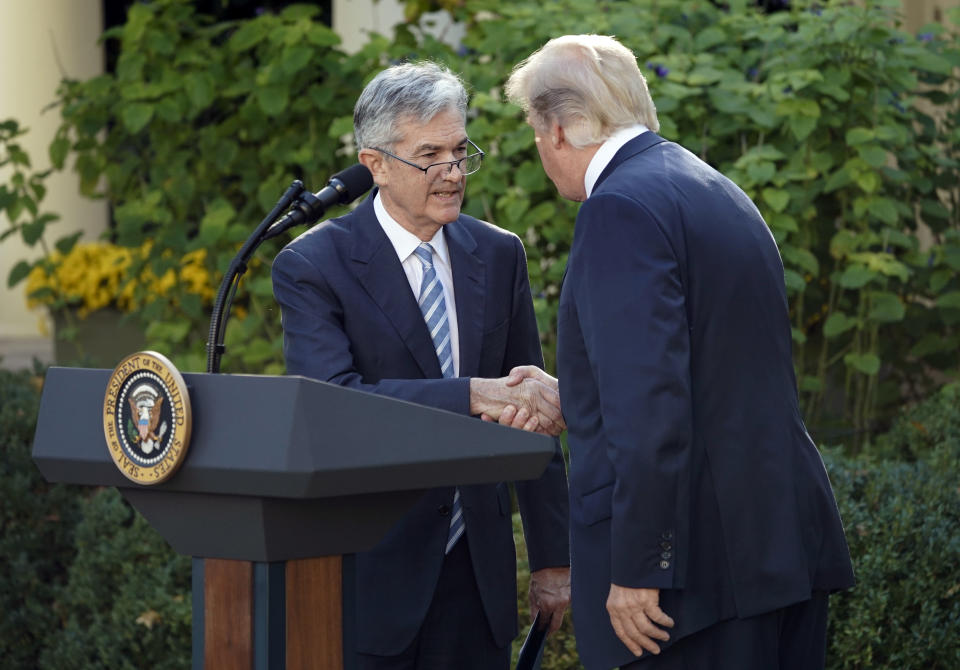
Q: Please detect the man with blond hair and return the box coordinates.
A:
[505,35,854,670]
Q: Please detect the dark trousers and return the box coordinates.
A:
[622,591,830,670]
[356,537,510,670]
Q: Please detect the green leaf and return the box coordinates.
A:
[853,170,880,193]
[784,269,806,293]
[858,144,888,168]
[867,197,898,224]
[281,45,313,76]
[936,291,960,310]
[823,312,858,338]
[229,20,268,52]
[747,162,776,183]
[327,115,354,138]
[693,26,727,51]
[930,269,952,293]
[20,219,46,246]
[762,188,790,213]
[799,375,823,392]
[781,245,819,276]
[55,231,83,255]
[766,213,798,233]
[844,352,881,375]
[7,260,31,288]
[121,103,154,133]
[256,84,290,117]
[845,127,874,145]
[789,116,817,142]
[848,252,909,282]
[830,230,859,259]
[146,320,191,343]
[240,337,278,364]
[49,136,70,169]
[185,72,215,111]
[838,265,876,289]
[307,24,340,47]
[868,292,905,323]
[199,198,236,245]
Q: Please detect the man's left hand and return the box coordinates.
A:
[529,566,571,634]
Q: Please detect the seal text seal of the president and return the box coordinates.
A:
[103,351,192,484]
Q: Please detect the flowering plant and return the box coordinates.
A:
[26,241,214,318]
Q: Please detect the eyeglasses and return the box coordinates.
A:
[372,140,485,177]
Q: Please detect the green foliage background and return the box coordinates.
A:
[2,0,958,443]
[2,0,960,667]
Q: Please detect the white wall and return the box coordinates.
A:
[333,0,463,55]
[0,0,107,369]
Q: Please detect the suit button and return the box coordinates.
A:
[438,505,450,516]
[661,531,673,540]
[660,541,672,551]
[661,551,672,560]
[659,560,670,570]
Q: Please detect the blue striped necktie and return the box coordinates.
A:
[414,242,464,553]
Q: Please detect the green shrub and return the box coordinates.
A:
[0,370,190,669]
[38,488,191,670]
[824,446,960,669]
[867,381,960,462]
[0,368,84,668]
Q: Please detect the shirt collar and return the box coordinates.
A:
[583,124,649,198]
[374,191,450,266]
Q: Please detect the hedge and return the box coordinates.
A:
[2,369,957,668]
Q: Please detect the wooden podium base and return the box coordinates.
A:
[198,557,344,670]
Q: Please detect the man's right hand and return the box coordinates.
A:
[469,368,565,436]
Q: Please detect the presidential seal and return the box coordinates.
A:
[102,351,192,485]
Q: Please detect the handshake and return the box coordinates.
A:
[470,366,566,437]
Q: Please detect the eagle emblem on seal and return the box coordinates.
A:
[128,384,168,454]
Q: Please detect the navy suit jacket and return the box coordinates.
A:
[558,133,855,669]
[272,193,570,656]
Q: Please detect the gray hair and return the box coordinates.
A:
[505,34,659,148]
[353,61,468,150]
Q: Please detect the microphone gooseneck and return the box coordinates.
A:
[206,165,373,373]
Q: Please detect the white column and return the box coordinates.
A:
[0,0,106,369]
[333,0,463,55]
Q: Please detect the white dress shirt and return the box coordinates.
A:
[374,192,460,376]
[583,123,650,198]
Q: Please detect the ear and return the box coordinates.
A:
[359,149,388,186]
[551,123,566,149]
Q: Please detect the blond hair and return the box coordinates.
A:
[505,34,659,148]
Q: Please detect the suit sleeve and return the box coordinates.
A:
[504,236,571,571]
[573,192,692,589]
[272,245,470,413]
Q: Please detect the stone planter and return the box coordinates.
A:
[53,307,146,369]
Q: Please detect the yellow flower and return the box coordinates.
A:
[25,241,216,316]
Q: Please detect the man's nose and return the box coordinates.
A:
[441,160,464,179]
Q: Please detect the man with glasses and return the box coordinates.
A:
[272,61,571,670]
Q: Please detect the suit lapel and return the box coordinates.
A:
[349,194,442,378]
[445,220,485,379]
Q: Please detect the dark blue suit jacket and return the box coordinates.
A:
[557,133,855,669]
[272,193,570,656]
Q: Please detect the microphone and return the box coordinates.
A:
[263,163,373,241]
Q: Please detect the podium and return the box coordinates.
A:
[32,367,556,669]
